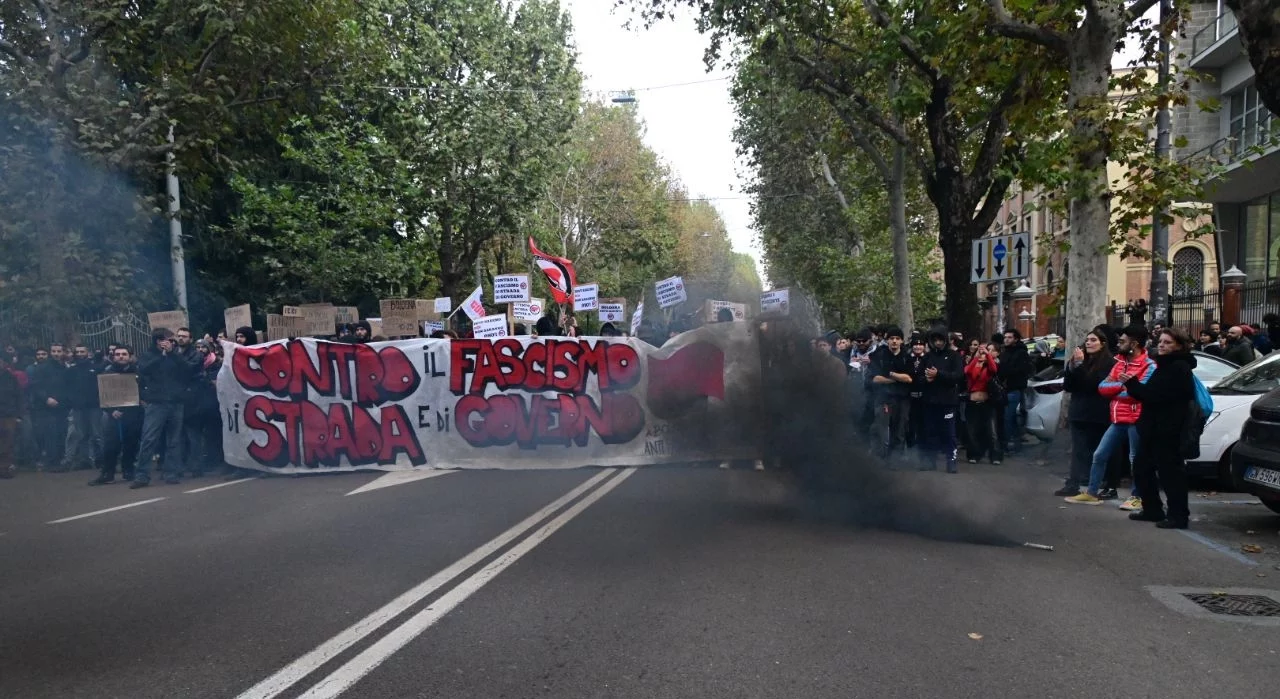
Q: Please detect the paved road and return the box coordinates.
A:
[2,460,1279,699]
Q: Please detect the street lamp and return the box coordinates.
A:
[610,92,636,104]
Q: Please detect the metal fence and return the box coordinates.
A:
[0,310,154,354]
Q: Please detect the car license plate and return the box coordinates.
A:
[1244,466,1280,490]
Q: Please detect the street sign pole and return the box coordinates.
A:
[997,282,1005,335]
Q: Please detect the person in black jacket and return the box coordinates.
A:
[0,356,23,479]
[175,328,209,477]
[186,340,223,477]
[28,344,69,470]
[998,329,1035,455]
[869,327,913,461]
[90,346,144,485]
[130,329,196,488]
[904,334,930,451]
[919,327,964,473]
[60,344,102,471]
[1056,330,1114,497]
[1122,327,1197,529]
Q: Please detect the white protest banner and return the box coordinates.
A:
[471,314,509,339]
[434,297,452,314]
[98,373,140,408]
[148,310,189,333]
[512,298,545,322]
[224,304,252,337]
[655,276,687,309]
[573,283,599,311]
[630,301,644,336]
[424,320,445,335]
[493,273,531,304]
[702,300,747,323]
[379,299,420,337]
[460,286,486,321]
[217,323,762,473]
[598,299,625,323]
[760,288,790,316]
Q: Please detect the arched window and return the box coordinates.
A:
[1045,267,1055,289]
[1172,247,1205,297]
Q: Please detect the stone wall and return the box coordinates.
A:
[1173,2,1227,161]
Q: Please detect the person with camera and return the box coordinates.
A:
[1055,330,1114,497]
[963,342,1003,465]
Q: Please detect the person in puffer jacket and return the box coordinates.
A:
[1066,325,1154,506]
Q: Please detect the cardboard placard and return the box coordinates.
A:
[300,304,337,337]
[415,299,439,323]
[424,320,445,335]
[760,288,790,316]
[702,300,747,323]
[434,297,452,314]
[266,313,304,342]
[98,373,140,408]
[493,274,531,304]
[598,298,625,323]
[367,318,384,339]
[573,283,599,311]
[512,298,545,322]
[335,306,360,325]
[655,276,687,309]
[630,301,644,336]
[472,314,509,339]
[148,310,189,333]
[282,305,303,317]
[224,304,252,337]
[379,299,419,337]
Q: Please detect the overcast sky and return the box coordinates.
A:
[561,1,762,280]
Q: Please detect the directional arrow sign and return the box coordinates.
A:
[1013,236,1027,277]
[971,232,1031,284]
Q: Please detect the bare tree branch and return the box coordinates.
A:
[967,69,1027,190]
[985,0,1071,54]
[861,0,940,82]
[0,39,33,68]
[1125,0,1162,23]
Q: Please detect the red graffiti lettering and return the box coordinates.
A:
[231,340,420,406]
[450,339,641,396]
[454,392,644,448]
[241,396,426,468]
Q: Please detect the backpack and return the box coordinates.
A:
[1180,375,1215,460]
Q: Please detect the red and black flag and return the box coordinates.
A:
[528,237,577,305]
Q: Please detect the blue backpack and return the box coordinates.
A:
[1181,375,1214,459]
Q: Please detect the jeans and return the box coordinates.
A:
[32,407,68,467]
[134,403,184,484]
[1067,421,1108,490]
[1088,423,1138,495]
[100,414,142,481]
[62,408,102,469]
[0,417,17,469]
[965,400,1002,462]
[1003,390,1023,452]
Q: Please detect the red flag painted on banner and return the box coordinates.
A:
[645,341,725,420]
[528,237,577,305]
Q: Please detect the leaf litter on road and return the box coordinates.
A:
[967,633,983,641]
[1241,544,1264,554]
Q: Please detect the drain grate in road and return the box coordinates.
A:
[1148,587,1280,626]
[1182,593,1280,617]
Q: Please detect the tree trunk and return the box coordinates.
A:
[1227,0,1280,117]
[888,141,915,331]
[1062,24,1121,346]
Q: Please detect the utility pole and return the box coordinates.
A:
[1148,0,1172,326]
[166,124,188,311]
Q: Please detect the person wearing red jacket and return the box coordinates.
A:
[963,343,1002,464]
[1066,325,1154,506]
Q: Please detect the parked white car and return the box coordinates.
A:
[1193,351,1280,482]
[1022,351,1240,459]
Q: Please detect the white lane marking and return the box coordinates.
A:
[298,467,637,699]
[345,470,457,496]
[47,498,167,524]
[184,477,259,494]
[1177,530,1260,567]
[235,468,622,699]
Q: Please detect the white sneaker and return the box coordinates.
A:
[753,460,765,471]
[718,461,731,469]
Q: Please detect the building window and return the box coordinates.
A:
[1244,197,1270,283]
[1045,267,1055,292]
[1171,247,1204,297]
[1023,214,1032,235]
[1228,83,1274,156]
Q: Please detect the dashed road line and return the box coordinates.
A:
[1177,530,1260,567]
[184,477,259,494]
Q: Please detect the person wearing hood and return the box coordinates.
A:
[234,327,258,346]
[997,328,1035,454]
[1120,327,1197,529]
[869,326,913,461]
[919,327,964,472]
[353,320,373,344]
[904,333,930,451]
[535,316,560,338]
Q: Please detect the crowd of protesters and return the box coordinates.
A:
[821,314,1279,531]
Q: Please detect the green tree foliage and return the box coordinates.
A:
[731,50,942,330]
